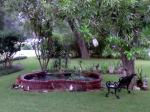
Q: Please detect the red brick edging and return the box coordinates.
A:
[16,71,102,92]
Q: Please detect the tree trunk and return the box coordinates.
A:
[67,19,89,59]
[120,27,139,75]
[32,32,51,71]
[121,53,135,75]
[0,9,4,30]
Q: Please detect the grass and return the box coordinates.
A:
[0,57,150,112]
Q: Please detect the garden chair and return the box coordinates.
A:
[105,74,136,99]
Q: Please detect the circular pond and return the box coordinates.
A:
[16,71,101,92]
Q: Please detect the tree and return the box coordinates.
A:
[5,0,55,71]
[0,31,22,68]
[55,0,90,59]
[22,0,54,71]
[56,0,115,58]
[64,0,150,74]
[0,0,5,30]
[104,0,150,74]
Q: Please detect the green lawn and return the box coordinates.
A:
[0,58,150,112]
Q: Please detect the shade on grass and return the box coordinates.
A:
[0,58,150,112]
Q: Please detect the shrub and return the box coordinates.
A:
[0,64,23,76]
[21,44,33,50]
[0,30,22,68]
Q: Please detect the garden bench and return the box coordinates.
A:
[105,74,136,99]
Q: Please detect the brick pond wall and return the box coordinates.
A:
[16,71,102,92]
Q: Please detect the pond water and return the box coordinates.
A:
[25,73,96,81]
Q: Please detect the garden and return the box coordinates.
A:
[0,0,150,112]
[0,58,150,112]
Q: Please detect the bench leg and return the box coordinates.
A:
[127,86,131,93]
[118,88,121,92]
[115,89,120,99]
[105,88,110,97]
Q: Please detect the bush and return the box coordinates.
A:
[0,56,27,64]
[13,56,27,61]
[0,30,22,68]
[0,64,23,76]
[21,44,33,50]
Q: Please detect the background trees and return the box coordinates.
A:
[5,0,55,71]
[56,0,91,58]
[0,1,23,68]
[3,0,150,74]
[64,0,150,74]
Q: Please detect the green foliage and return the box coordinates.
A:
[137,49,150,60]
[141,26,150,41]
[57,0,96,38]
[79,23,93,42]
[52,33,69,43]
[5,0,54,37]
[86,0,150,61]
[107,35,149,60]
[102,46,120,58]
[101,63,108,74]
[107,35,129,51]
[137,68,143,80]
